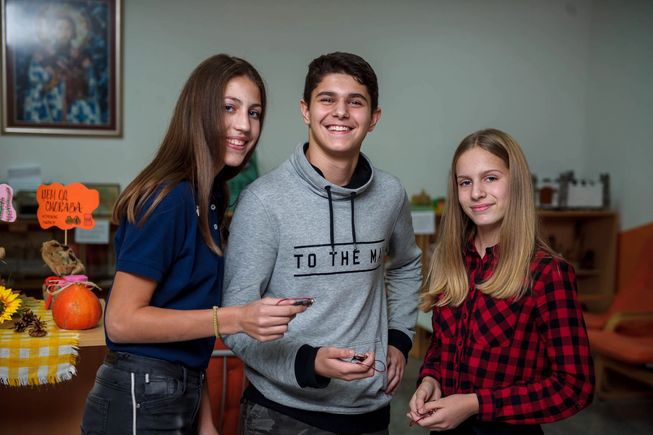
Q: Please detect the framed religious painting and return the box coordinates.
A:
[1,0,122,136]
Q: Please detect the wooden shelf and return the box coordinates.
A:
[539,210,618,312]
[0,219,117,293]
[575,269,601,277]
[578,293,612,303]
[537,209,616,218]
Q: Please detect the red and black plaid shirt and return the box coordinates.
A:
[420,243,595,424]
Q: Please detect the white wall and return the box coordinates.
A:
[1,0,649,230]
[585,0,653,230]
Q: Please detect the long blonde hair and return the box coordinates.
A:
[420,129,552,309]
[112,54,266,255]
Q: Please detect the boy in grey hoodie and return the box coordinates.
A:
[222,52,421,434]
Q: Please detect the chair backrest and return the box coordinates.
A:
[610,235,653,314]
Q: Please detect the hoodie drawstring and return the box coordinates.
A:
[350,192,357,247]
[324,186,358,251]
[325,186,335,251]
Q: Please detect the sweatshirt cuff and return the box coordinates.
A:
[295,344,331,388]
[388,329,412,360]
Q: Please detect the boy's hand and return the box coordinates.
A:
[384,345,405,394]
[315,347,375,381]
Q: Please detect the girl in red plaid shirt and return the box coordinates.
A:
[408,129,594,434]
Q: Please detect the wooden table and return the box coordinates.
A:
[0,300,107,435]
[78,316,107,347]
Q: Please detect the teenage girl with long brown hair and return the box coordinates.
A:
[81,54,306,435]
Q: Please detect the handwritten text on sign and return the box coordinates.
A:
[36,183,99,230]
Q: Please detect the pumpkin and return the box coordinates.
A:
[52,283,102,330]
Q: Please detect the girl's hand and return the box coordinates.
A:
[411,393,479,431]
[407,376,441,424]
[315,347,375,381]
[237,297,306,342]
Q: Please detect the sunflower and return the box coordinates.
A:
[0,285,22,323]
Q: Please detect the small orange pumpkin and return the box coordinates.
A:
[52,283,102,330]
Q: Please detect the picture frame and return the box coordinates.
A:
[1,0,122,136]
[86,183,120,217]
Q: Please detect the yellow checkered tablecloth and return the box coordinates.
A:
[0,297,79,386]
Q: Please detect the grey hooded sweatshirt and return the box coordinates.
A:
[222,143,421,430]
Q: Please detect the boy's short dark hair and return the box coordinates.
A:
[303,52,379,111]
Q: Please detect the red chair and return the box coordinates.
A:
[588,316,653,399]
[583,234,653,335]
[584,235,653,399]
[206,337,247,434]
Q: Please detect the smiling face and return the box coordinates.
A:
[300,73,381,163]
[456,146,510,244]
[53,16,75,48]
[222,75,262,168]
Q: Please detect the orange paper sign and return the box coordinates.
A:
[36,183,99,230]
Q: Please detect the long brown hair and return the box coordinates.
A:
[113,54,266,255]
[420,128,553,309]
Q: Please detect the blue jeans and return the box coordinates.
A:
[81,351,204,435]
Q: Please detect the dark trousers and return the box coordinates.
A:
[81,351,204,435]
[433,419,543,435]
[241,399,389,435]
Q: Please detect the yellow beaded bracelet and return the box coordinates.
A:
[212,305,220,338]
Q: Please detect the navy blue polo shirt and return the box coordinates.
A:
[106,181,222,369]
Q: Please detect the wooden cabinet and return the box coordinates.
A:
[538,210,618,312]
[0,219,116,294]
